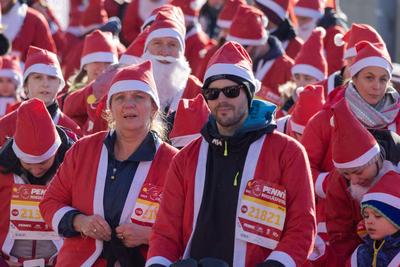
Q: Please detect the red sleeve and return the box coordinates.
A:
[147,151,187,264]
[40,142,78,232]
[325,171,362,262]
[63,85,93,128]
[268,137,316,265]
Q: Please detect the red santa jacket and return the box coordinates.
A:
[185,23,216,78]
[301,85,400,199]
[39,132,178,267]
[255,55,294,106]
[147,132,316,267]
[324,25,345,75]
[0,107,82,146]
[281,37,303,60]
[325,161,399,262]
[10,6,57,62]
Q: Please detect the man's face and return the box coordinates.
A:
[146,37,181,62]
[20,155,56,178]
[205,79,248,134]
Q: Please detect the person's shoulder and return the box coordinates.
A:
[173,137,203,160]
[25,7,48,25]
[267,130,305,152]
[72,131,108,149]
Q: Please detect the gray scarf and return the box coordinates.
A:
[345,82,400,129]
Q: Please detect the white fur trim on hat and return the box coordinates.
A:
[0,69,23,87]
[294,6,323,20]
[204,63,258,90]
[170,133,201,148]
[291,64,326,81]
[141,14,157,32]
[350,56,393,78]
[334,33,345,47]
[226,33,268,46]
[80,52,118,69]
[333,143,380,169]
[256,0,287,20]
[216,19,231,29]
[119,54,142,66]
[23,63,65,91]
[290,118,305,134]
[362,192,400,210]
[145,28,185,52]
[343,47,356,60]
[107,80,160,109]
[12,136,61,164]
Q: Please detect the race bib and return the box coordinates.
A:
[131,183,162,227]
[10,184,60,240]
[237,179,286,250]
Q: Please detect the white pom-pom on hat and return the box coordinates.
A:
[315,26,326,38]
[334,33,345,47]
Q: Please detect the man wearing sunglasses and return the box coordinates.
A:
[147,41,316,267]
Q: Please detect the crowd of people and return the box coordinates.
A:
[0,0,399,266]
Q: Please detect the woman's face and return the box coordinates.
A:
[0,76,17,97]
[20,155,55,178]
[110,91,156,133]
[352,66,390,105]
[84,62,111,83]
[25,73,60,106]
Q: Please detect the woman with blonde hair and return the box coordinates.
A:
[40,61,177,266]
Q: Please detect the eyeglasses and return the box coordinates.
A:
[202,84,244,100]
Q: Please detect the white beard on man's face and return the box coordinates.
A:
[349,184,371,203]
[141,51,191,111]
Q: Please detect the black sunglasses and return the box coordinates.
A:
[202,84,244,100]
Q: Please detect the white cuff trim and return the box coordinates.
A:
[51,206,76,235]
[145,256,173,267]
[315,172,328,199]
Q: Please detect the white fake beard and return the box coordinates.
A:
[349,184,371,203]
[142,52,191,111]
[138,0,168,21]
[296,19,317,42]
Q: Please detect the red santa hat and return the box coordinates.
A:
[290,84,325,134]
[349,41,392,78]
[217,0,246,29]
[80,0,108,34]
[80,30,118,69]
[107,61,159,109]
[204,41,261,93]
[332,98,380,169]
[334,23,386,60]
[254,0,289,24]
[120,29,149,66]
[23,46,65,91]
[361,171,400,229]
[169,94,210,147]
[226,5,269,46]
[292,27,328,81]
[141,4,185,32]
[294,0,324,20]
[144,10,186,53]
[0,55,22,87]
[12,98,61,164]
[170,0,206,22]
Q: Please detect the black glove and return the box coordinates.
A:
[271,19,296,41]
[0,33,10,56]
[256,259,285,267]
[171,258,197,267]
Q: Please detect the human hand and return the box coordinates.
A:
[115,223,151,247]
[73,214,112,241]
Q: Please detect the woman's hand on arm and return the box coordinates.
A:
[73,214,112,241]
[115,223,151,248]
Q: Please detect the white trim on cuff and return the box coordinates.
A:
[51,206,76,235]
[315,172,328,199]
